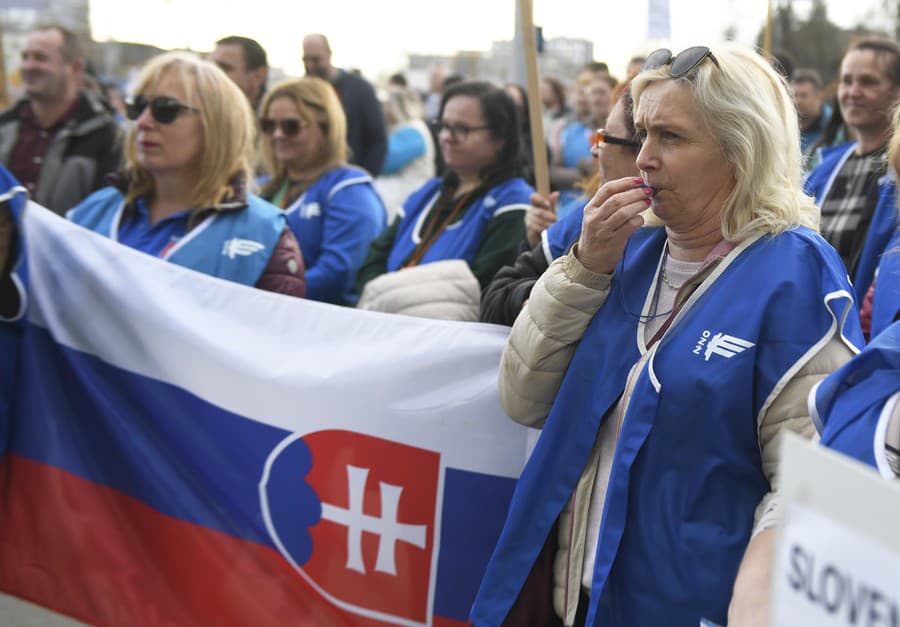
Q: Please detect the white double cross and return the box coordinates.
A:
[321,465,428,576]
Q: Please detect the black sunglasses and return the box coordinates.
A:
[642,46,720,78]
[125,95,199,124]
[259,118,306,137]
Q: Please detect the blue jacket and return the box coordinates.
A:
[473,227,862,627]
[541,203,584,263]
[68,187,284,287]
[816,322,900,476]
[871,227,900,338]
[800,102,832,155]
[387,177,532,272]
[284,166,386,305]
[804,141,898,302]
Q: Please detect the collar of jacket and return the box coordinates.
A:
[106,170,250,231]
[1,90,114,135]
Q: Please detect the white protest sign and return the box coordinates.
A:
[771,434,900,626]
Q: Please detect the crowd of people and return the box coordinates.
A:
[0,22,898,627]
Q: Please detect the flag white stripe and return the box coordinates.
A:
[22,204,530,477]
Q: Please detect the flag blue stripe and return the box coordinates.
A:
[435,467,517,621]
[12,322,289,547]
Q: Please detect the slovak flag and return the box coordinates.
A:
[0,184,532,626]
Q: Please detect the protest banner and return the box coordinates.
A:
[0,199,532,626]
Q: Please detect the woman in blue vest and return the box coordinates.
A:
[355,81,533,321]
[63,52,305,297]
[472,45,864,627]
[258,77,386,305]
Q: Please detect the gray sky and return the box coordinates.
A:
[89,0,887,82]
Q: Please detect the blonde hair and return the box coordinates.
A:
[889,104,900,176]
[258,77,348,197]
[124,51,255,209]
[632,43,819,241]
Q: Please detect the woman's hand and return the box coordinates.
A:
[0,204,13,274]
[727,528,774,627]
[574,177,649,275]
[525,191,559,247]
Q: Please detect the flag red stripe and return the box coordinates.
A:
[0,455,467,627]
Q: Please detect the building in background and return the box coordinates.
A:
[406,35,595,92]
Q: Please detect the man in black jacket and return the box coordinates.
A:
[0,25,122,214]
[302,33,387,176]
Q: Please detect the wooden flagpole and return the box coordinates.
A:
[517,0,550,196]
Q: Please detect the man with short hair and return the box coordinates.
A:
[791,68,832,155]
[0,25,122,214]
[302,33,387,176]
[212,36,268,112]
[805,38,900,304]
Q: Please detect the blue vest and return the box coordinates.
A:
[473,227,862,627]
[541,203,584,263]
[284,166,386,304]
[816,322,900,474]
[871,228,900,338]
[387,177,532,272]
[804,141,899,302]
[67,187,284,287]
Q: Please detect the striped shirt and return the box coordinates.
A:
[819,146,887,276]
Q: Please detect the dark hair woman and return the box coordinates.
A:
[355,81,534,321]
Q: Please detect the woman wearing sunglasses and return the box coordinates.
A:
[481,87,641,326]
[62,51,305,296]
[354,81,532,321]
[257,77,386,305]
[473,45,863,627]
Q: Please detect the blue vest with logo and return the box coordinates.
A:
[541,203,584,263]
[804,141,899,302]
[283,166,386,304]
[386,177,532,272]
[472,226,862,627]
[816,322,900,474]
[67,187,284,287]
[871,228,900,338]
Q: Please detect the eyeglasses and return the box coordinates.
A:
[590,128,641,155]
[641,46,720,78]
[125,95,199,124]
[259,118,307,137]
[435,121,490,142]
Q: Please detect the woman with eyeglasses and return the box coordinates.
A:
[473,44,863,627]
[481,87,641,326]
[258,77,386,305]
[40,51,305,297]
[354,81,533,321]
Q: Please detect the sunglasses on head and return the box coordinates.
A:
[641,46,720,78]
[259,118,306,137]
[125,95,199,124]
[590,128,641,154]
